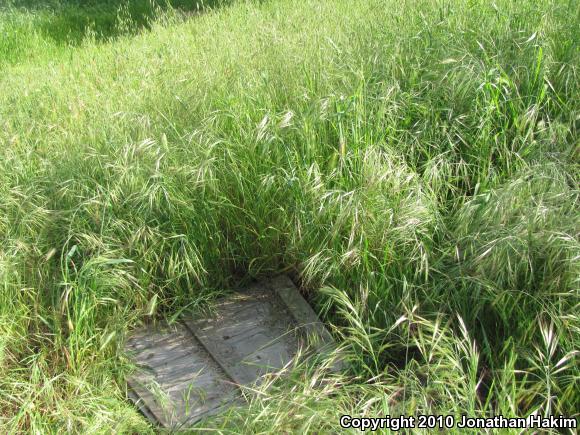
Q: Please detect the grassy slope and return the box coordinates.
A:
[0,0,230,67]
[0,0,578,432]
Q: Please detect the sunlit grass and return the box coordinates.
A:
[0,0,578,432]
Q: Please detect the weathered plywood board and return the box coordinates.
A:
[125,276,337,428]
[184,281,302,386]
[126,324,239,428]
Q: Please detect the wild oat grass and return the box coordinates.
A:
[0,0,578,432]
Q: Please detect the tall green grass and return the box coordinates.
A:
[0,0,578,432]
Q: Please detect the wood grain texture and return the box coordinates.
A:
[125,276,338,428]
[184,282,301,386]
[126,323,238,428]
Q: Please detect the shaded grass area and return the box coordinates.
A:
[0,0,579,432]
[0,0,230,66]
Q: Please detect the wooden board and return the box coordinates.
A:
[125,276,337,428]
[184,281,302,386]
[125,323,239,428]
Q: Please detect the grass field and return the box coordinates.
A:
[0,0,578,432]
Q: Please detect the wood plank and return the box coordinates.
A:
[126,323,239,428]
[183,283,300,386]
[268,275,334,345]
[269,277,345,371]
[126,275,340,428]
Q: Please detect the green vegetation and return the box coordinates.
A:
[0,0,578,432]
[0,0,228,66]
